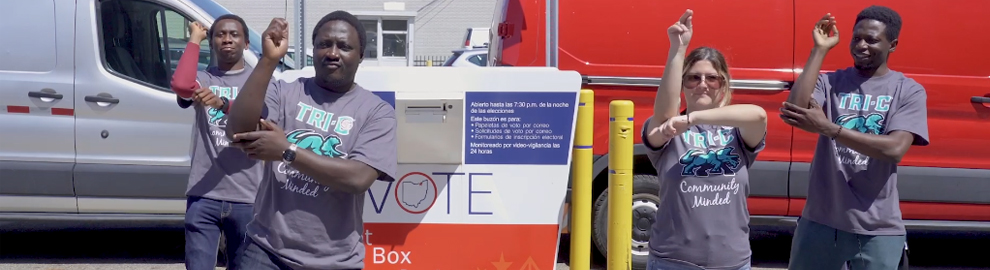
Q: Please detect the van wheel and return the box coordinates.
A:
[591,174,660,270]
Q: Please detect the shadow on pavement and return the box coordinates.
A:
[555,225,990,270]
[0,228,185,264]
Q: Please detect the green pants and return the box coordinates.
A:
[788,218,907,270]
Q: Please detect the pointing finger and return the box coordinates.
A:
[781,101,806,111]
[780,115,799,126]
[233,131,264,141]
[779,107,803,119]
[198,91,213,101]
[204,96,221,107]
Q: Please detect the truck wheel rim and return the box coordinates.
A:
[631,195,659,256]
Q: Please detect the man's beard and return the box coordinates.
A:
[320,73,352,92]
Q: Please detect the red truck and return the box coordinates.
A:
[488,0,990,268]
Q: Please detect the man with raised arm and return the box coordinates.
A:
[170,14,266,270]
[225,10,398,270]
[780,5,929,270]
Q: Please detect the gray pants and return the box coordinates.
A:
[788,218,906,270]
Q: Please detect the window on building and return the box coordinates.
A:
[98,0,209,89]
[360,20,378,59]
[360,18,410,59]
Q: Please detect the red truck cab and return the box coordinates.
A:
[489,0,990,268]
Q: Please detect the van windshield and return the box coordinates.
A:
[189,0,297,69]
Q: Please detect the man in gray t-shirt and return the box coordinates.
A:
[181,66,267,202]
[171,15,268,270]
[781,6,928,270]
[226,11,397,270]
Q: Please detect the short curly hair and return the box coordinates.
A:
[855,5,902,41]
[209,14,249,44]
[312,10,367,57]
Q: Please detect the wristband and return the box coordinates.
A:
[220,97,230,113]
[829,126,842,139]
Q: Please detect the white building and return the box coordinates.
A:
[213,0,496,66]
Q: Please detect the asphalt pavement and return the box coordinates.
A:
[1,226,988,270]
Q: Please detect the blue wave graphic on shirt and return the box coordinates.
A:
[207,107,225,125]
[835,113,885,135]
[286,129,345,158]
[679,146,741,177]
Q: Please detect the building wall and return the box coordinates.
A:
[212,0,495,62]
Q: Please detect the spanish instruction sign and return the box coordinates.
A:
[464,91,577,165]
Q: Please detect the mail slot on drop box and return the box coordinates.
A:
[396,99,464,164]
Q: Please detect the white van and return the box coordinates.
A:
[0,0,305,223]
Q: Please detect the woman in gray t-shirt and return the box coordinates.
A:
[641,9,768,270]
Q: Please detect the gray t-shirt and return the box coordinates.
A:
[803,68,930,236]
[247,78,398,270]
[183,66,266,203]
[643,116,765,269]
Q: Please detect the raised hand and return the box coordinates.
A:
[188,21,208,43]
[813,13,839,50]
[667,9,694,49]
[261,18,290,61]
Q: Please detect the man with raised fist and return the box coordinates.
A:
[169,14,267,270]
[225,10,398,270]
[781,5,928,270]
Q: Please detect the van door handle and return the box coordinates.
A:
[971,96,990,103]
[28,90,63,99]
[84,95,120,104]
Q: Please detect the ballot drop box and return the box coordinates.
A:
[357,66,582,270]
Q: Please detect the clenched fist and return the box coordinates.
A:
[262,18,290,61]
[813,13,839,50]
[189,21,208,44]
[193,88,224,109]
[668,9,693,49]
[661,115,689,137]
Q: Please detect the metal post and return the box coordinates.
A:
[545,0,557,67]
[295,0,306,69]
[607,100,634,270]
[569,89,594,270]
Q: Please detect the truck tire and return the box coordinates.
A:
[591,174,661,270]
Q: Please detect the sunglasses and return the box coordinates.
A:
[683,73,724,89]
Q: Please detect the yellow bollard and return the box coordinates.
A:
[569,89,594,270]
[427,60,433,67]
[607,100,634,270]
